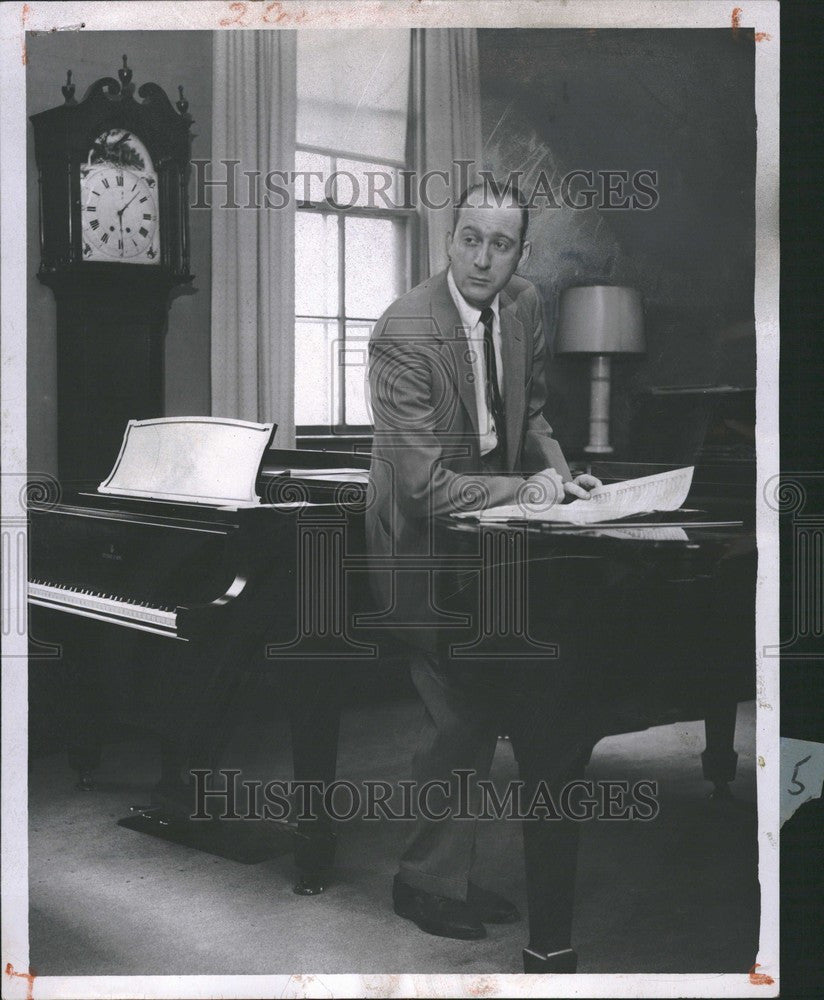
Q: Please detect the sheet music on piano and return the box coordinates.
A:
[98,417,277,505]
[280,468,369,484]
[459,465,695,525]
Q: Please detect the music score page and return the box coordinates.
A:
[471,465,695,525]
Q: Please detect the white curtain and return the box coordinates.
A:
[411,29,484,277]
[211,31,297,447]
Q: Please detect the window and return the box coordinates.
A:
[294,30,415,437]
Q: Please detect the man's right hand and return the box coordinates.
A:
[519,467,565,508]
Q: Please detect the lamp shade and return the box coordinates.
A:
[556,285,645,354]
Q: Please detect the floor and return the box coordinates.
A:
[27,694,760,976]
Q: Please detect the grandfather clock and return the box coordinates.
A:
[30,56,194,482]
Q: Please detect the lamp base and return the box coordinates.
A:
[585,354,614,455]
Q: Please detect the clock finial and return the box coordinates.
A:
[61,69,76,105]
[118,55,135,96]
[176,86,189,116]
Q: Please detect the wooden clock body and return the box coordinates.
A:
[30,61,194,482]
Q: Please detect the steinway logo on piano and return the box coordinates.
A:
[101,543,124,562]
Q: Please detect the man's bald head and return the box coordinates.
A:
[453,178,529,246]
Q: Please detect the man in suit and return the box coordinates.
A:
[366,179,600,940]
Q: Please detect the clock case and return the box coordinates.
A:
[30,60,195,482]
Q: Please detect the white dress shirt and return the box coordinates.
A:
[447,268,504,457]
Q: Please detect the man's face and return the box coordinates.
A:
[447,197,529,308]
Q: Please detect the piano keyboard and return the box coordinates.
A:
[28,581,182,639]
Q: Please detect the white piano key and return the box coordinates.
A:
[27,581,180,638]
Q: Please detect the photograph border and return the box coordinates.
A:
[1,2,780,997]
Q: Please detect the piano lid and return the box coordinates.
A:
[98,417,277,506]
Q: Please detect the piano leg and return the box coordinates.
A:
[148,641,257,816]
[286,663,342,895]
[516,753,585,974]
[59,624,106,791]
[67,741,101,792]
[508,691,591,975]
[146,739,192,813]
[702,699,739,799]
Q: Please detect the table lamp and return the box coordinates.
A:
[556,285,645,454]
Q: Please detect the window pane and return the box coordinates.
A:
[342,323,373,425]
[295,212,339,316]
[335,158,404,209]
[297,30,410,163]
[344,216,406,318]
[294,318,338,425]
[294,149,332,204]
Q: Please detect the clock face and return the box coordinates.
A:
[80,130,161,265]
[81,166,160,262]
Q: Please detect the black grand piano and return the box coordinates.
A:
[27,419,756,973]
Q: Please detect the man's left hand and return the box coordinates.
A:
[563,473,602,501]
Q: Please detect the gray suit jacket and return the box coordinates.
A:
[365,268,571,652]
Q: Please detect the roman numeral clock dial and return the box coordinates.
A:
[81,165,159,262]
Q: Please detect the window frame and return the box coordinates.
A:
[294,145,419,440]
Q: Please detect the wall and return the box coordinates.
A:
[25,28,756,468]
[479,29,757,458]
[26,30,212,476]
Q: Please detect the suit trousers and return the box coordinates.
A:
[397,649,500,899]
[397,646,597,901]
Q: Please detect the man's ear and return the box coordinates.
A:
[518,240,532,269]
[445,231,453,261]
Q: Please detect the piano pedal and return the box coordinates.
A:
[128,804,165,821]
[75,772,95,792]
[118,807,296,864]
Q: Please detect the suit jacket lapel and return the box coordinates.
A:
[429,271,529,463]
[499,289,526,469]
[430,272,480,438]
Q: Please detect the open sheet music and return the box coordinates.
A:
[98,417,276,505]
[469,465,695,525]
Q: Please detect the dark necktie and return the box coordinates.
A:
[480,306,506,465]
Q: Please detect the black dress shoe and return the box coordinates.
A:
[392,876,486,940]
[467,882,521,924]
